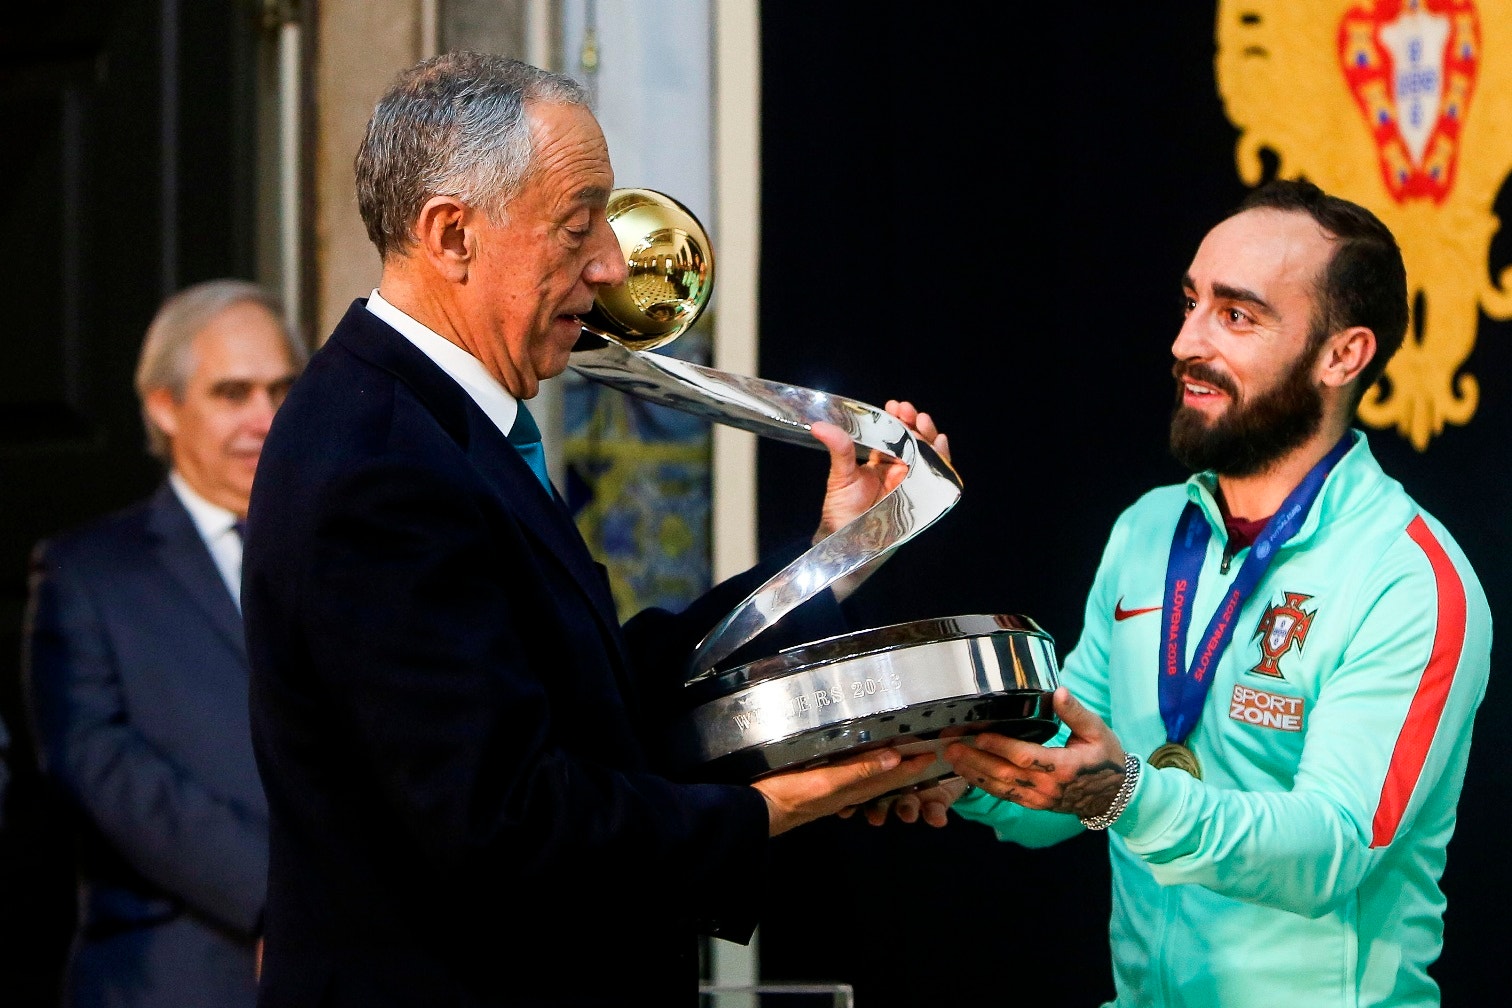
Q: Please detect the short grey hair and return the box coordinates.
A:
[134,279,307,461]
[355,51,590,260]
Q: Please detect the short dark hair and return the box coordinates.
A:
[1235,179,1408,404]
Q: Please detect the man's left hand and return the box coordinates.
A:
[943,687,1129,822]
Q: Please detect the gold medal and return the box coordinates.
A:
[1149,741,1203,779]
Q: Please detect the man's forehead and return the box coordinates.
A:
[188,309,294,379]
[1188,208,1332,296]
[524,100,614,207]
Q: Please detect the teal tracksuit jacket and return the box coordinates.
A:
[956,432,1491,1007]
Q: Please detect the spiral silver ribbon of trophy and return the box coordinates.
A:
[570,189,1063,795]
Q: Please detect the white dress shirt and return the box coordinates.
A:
[169,471,243,608]
[366,289,526,439]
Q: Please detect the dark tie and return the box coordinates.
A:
[229,519,246,609]
[507,402,553,493]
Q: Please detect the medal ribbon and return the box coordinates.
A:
[1158,433,1352,746]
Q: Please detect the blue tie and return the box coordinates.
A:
[508,402,553,493]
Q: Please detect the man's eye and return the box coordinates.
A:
[212,382,253,403]
[1226,308,1250,325]
[1182,296,1197,315]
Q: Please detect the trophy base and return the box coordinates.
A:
[672,615,1062,794]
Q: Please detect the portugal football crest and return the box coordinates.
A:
[1251,592,1316,678]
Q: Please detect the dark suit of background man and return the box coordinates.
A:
[24,279,307,1008]
[242,51,948,1008]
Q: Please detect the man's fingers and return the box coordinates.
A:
[885,399,919,428]
[921,798,951,828]
[932,432,951,465]
[945,738,1045,795]
[842,774,964,829]
[831,750,934,801]
[884,401,938,442]
[811,420,858,473]
[841,745,903,778]
[961,732,1031,763]
[1053,686,1107,739]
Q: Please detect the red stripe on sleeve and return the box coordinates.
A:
[1370,516,1467,847]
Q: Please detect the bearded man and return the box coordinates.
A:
[870,178,1491,1008]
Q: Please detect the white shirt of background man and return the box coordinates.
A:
[169,470,244,608]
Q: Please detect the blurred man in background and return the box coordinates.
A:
[24,279,306,1008]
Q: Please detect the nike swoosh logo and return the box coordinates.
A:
[1114,599,1162,621]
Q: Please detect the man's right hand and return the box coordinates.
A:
[753,748,938,836]
[841,774,968,828]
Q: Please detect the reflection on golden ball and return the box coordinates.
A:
[581,188,715,352]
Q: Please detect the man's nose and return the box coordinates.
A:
[586,226,630,288]
[1171,310,1209,362]
[247,389,280,434]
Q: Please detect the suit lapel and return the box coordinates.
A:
[329,302,630,665]
[462,406,626,626]
[147,483,248,661]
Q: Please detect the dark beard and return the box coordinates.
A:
[1169,347,1323,478]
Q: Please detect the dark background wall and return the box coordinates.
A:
[755,5,1510,1006]
[0,2,260,1002]
[2,4,1506,1006]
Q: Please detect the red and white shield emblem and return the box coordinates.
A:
[1338,0,1480,205]
[1251,592,1316,679]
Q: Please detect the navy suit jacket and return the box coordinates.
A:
[25,482,267,1008]
[243,301,842,1007]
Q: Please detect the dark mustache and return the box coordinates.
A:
[1172,360,1238,399]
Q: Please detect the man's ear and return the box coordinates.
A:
[143,387,181,442]
[413,195,474,282]
[1318,325,1376,390]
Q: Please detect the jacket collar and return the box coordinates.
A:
[1184,428,1386,548]
[329,300,628,658]
[146,482,248,660]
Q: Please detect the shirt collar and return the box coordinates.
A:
[1183,428,1368,545]
[366,288,522,438]
[168,471,239,542]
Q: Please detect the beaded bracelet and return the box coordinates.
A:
[1079,753,1141,831]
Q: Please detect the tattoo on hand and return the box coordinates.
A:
[1061,758,1124,818]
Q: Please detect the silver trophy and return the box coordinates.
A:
[570,189,1060,793]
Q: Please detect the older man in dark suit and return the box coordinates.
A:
[241,52,947,1007]
[24,279,306,1008]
